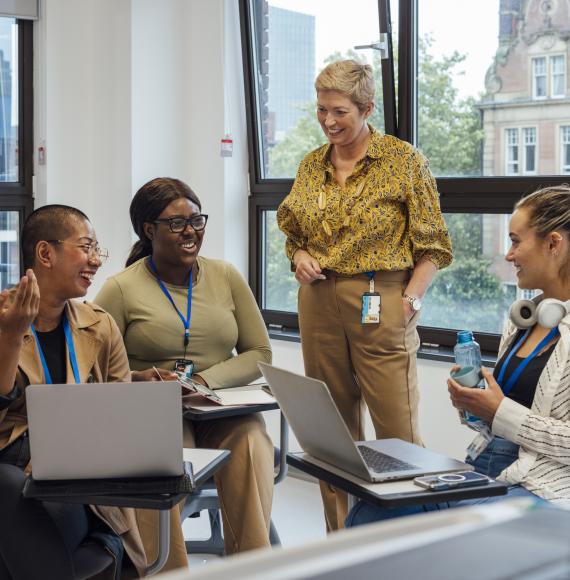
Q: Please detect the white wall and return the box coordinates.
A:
[35,0,249,296]
[32,0,470,461]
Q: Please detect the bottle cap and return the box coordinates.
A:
[456,330,474,344]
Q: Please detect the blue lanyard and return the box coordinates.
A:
[496,327,559,396]
[149,256,192,347]
[31,312,81,384]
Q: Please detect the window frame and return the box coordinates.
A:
[560,124,570,174]
[550,54,566,98]
[0,18,34,286]
[240,0,570,355]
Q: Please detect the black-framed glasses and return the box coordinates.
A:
[153,214,209,233]
[47,240,110,263]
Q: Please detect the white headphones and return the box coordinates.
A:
[509,298,570,329]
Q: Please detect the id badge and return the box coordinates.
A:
[466,427,493,461]
[174,358,194,379]
[361,292,381,324]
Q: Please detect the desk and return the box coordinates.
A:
[24,448,230,576]
[287,452,508,509]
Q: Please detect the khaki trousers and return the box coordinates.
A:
[135,413,274,572]
[298,271,422,532]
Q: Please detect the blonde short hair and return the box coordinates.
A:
[315,60,375,111]
[515,185,570,279]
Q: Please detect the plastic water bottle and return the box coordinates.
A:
[453,330,485,427]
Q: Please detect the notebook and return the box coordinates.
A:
[259,363,471,483]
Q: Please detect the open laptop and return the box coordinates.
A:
[26,381,183,480]
[259,363,472,483]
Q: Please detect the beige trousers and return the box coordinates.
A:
[135,413,274,572]
[298,271,422,532]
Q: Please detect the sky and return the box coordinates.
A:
[269,0,500,99]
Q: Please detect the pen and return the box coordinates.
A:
[152,366,165,381]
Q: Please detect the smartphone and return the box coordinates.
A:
[177,375,222,404]
[413,471,490,491]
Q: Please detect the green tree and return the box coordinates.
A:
[417,37,483,176]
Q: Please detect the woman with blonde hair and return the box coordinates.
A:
[277,59,453,531]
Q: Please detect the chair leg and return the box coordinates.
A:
[269,519,281,546]
[185,508,225,556]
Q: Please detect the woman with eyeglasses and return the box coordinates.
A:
[95,177,274,570]
[0,204,147,578]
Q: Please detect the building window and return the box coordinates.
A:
[523,127,536,174]
[532,54,565,99]
[533,57,547,98]
[561,126,570,174]
[551,54,566,97]
[505,127,537,175]
[506,128,519,175]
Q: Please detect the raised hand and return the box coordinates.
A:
[0,270,40,339]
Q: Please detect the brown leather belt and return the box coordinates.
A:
[322,269,411,282]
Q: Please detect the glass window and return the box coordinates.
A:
[505,128,519,175]
[551,54,565,97]
[241,0,570,352]
[533,57,547,98]
[421,213,513,335]
[523,127,536,174]
[248,0,385,179]
[561,125,570,173]
[263,210,297,313]
[0,19,18,183]
[0,210,19,290]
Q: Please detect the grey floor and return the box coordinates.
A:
[184,474,326,569]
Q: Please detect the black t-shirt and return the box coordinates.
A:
[35,321,67,385]
[493,329,557,409]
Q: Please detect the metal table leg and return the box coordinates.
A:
[146,509,171,576]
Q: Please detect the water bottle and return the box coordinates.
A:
[453,330,485,427]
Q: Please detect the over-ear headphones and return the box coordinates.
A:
[509,298,570,329]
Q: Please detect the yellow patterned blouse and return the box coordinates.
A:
[276,126,453,275]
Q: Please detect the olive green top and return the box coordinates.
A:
[95,256,272,389]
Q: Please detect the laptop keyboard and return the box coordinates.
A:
[357,444,418,473]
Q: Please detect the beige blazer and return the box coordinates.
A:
[0,299,148,575]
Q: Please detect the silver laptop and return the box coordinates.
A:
[259,363,472,483]
[27,381,183,480]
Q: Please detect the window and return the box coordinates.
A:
[523,127,536,174]
[241,0,570,353]
[505,128,519,175]
[532,54,565,99]
[505,127,537,175]
[561,126,570,174]
[533,57,547,98]
[551,55,565,97]
[0,17,33,290]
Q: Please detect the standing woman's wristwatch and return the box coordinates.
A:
[403,294,422,312]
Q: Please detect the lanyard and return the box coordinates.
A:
[149,256,192,347]
[31,312,81,384]
[365,271,375,293]
[496,327,559,396]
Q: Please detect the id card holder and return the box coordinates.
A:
[361,292,381,324]
[174,358,194,379]
[466,427,493,461]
